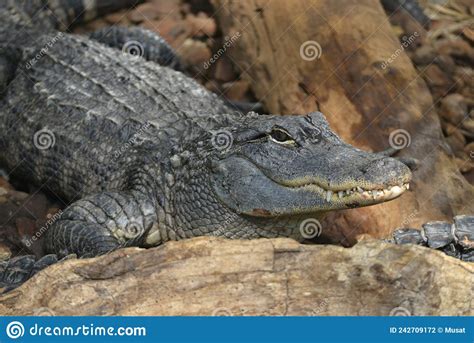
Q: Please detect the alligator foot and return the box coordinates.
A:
[45,190,158,258]
[392,215,474,262]
[0,191,158,292]
[0,254,58,292]
[89,26,181,70]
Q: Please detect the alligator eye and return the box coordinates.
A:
[269,128,294,144]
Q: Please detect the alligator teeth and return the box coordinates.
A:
[326,191,333,202]
[320,183,409,202]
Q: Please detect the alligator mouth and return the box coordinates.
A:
[288,182,410,203]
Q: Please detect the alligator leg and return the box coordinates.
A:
[0,190,158,291]
[392,215,474,262]
[89,26,181,70]
[45,190,158,258]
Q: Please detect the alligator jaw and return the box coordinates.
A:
[293,182,410,204]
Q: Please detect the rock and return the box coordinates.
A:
[19,193,49,220]
[435,38,474,62]
[149,0,182,15]
[412,45,436,65]
[214,56,236,82]
[0,237,472,315]
[128,3,163,23]
[422,64,455,98]
[445,130,466,157]
[465,142,474,157]
[222,80,250,101]
[103,10,130,25]
[204,80,222,93]
[463,27,474,43]
[141,19,191,48]
[15,217,37,242]
[439,93,468,125]
[462,118,474,133]
[187,13,217,37]
[0,177,13,191]
[178,39,211,67]
[455,157,473,174]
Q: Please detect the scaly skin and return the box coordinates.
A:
[0,0,469,291]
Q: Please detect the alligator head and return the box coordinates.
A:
[208,112,411,218]
[172,111,412,240]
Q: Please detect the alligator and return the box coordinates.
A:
[0,0,472,292]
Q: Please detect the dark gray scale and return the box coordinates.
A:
[461,250,474,262]
[421,221,454,249]
[453,215,474,250]
[392,215,474,262]
[392,228,426,245]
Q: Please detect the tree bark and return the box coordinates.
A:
[0,237,471,316]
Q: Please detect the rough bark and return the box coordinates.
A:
[211,0,474,244]
[0,237,472,316]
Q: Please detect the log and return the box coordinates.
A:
[0,237,472,316]
[211,0,474,244]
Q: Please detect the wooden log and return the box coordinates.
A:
[0,237,472,316]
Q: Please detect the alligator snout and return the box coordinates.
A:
[359,157,412,189]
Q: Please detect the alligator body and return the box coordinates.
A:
[0,0,471,290]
